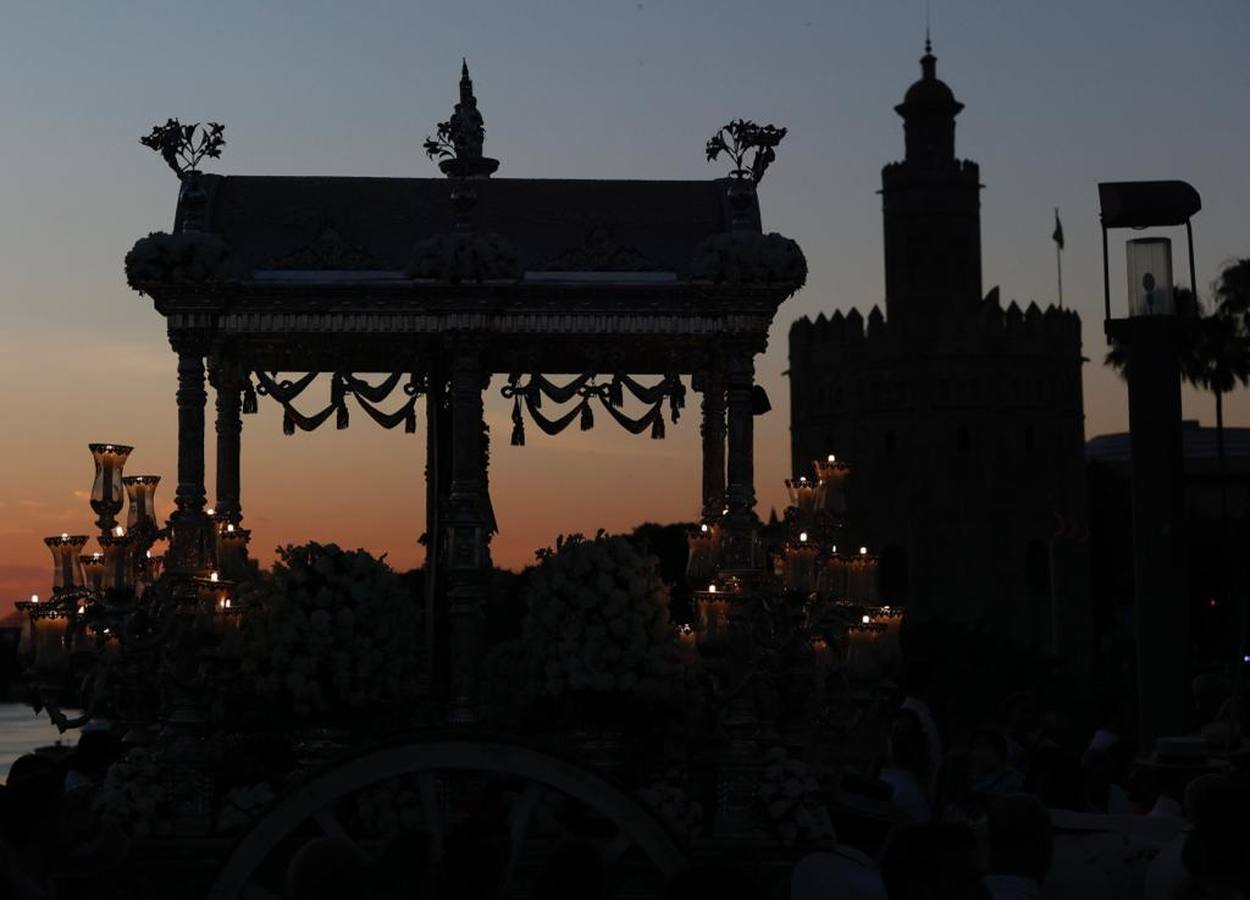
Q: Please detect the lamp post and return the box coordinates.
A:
[1099,180,1201,751]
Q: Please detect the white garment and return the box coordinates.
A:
[880,767,932,824]
[1143,835,1188,900]
[1150,794,1183,818]
[901,696,943,769]
[791,846,888,900]
[985,874,1041,900]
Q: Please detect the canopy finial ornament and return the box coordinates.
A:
[139,119,226,180]
[423,58,499,178]
[705,119,787,185]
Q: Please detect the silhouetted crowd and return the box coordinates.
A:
[2,669,1249,899]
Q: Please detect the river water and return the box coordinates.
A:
[0,701,79,783]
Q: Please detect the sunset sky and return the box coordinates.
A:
[3,1,1249,611]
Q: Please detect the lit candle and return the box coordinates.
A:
[99,533,134,591]
[209,571,219,583]
[708,584,717,594]
[122,474,160,531]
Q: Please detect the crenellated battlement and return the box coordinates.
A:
[789,291,1081,359]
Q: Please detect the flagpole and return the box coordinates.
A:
[1053,206,1065,309]
[1056,241,1064,309]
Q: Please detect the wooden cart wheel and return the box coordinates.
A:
[207,738,686,899]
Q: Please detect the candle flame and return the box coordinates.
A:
[827,453,836,463]
[206,507,216,516]
[862,614,870,624]
[209,571,219,583]
[708,584,717,593]
[859,546,868,555]
[226,524,235,533]
[700,523,708,533]
[30,594,38,604]
[799,532,808,542]
[61,533,69,541]
[146,550,152,559]
[113,526,124,537]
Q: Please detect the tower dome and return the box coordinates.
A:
[894,39,963,165]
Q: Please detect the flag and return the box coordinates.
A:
[1052,208,1064,251]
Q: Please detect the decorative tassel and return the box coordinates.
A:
[511,397,525,446]
[283,409,295,435]
[530,384,541,410]
[651,413,665,440]
[242,380,258,414]
[336,401,349,430]
[580,401,594,431]
[609,376,624,408]
[404,406,416,433]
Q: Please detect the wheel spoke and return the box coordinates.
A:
[418,773,445,858]
[602,830,633,864]
[499,781,546,895]
[313,806,354,848]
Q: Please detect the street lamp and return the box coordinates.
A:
[1099,179,1201,752]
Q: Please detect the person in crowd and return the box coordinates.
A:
[0,753,63,899]
[879,822,989,900]
[63,725,121,796]
[1023,746,1086,812]
[932,750,981,824]
[880,708,933,823]
[286,837,373,900]
[791,845,887,900]
[969,728,1025,799]
[532,840,606,900]
[1184,774,1250,897]
[901,663,944,773]
[983,793,1052,900]
[665,861,763,900]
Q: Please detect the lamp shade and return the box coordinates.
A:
[45,535,88,593]
[89,444,132,532]
[123,475,160,531]
[1126,238,1174,317]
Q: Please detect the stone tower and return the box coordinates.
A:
[788,43,1089,652]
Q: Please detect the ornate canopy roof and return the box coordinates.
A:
[183,175,744,280]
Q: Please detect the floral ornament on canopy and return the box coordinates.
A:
[139,119,225,178]
[705,119,788,184]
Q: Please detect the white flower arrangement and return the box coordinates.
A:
[94,747,171,837]
[238,542,420,719]
[637,771,705,840]
[351,776,425,839]
[520,533,681,709]
[124,230,239,287]
[756,746,834,847]
[214,782,276,834]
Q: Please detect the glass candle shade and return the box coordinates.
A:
[785,477,823,519]
[14,600,35,663]
[1126,237,1175,317]
[686,528,715,581]
[216,525,251,575]
[31,607,70,672]
[89,444,133,532]
[810,636,834,669]
[845,624,884,680]
[846,556,880,606]
[819,555,849,599]
[45,535,88,593]
[812,458,850,515]
[98,534,134,592]
[123,475,160,532]
[80,553,105,592]
[142,553,164,585]
[782,542,820,595]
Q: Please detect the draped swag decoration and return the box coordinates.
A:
[251,371,425,435]
[501,373,686,446]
